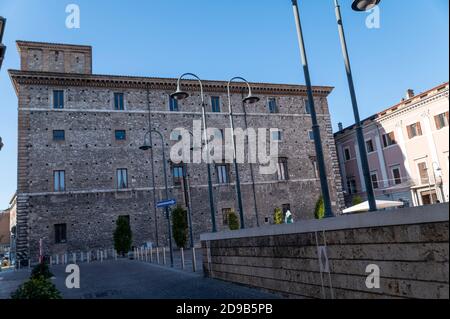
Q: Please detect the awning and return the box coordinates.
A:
[342,200,405,214]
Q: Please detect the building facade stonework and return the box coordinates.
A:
[10,41,344,262]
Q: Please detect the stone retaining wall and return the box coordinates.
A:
[201,204,449,299]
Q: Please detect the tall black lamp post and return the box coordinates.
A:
[334,0,381,212]
[171,73,217,232]
[291,0,334,218]
[140,130,174,268]
[226,77,260,229]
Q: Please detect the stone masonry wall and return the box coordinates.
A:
[201,204,449,299]
[10,41,345,262]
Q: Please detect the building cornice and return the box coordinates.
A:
[8,69,334,97]
[335,82,449,138]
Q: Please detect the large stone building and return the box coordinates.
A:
[335,83,449,207]
[10,41,344,262]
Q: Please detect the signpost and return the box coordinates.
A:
[156,199,176,209]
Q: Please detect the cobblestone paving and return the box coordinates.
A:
[0,259,280,299]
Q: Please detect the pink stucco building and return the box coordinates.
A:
[335,82,449,208]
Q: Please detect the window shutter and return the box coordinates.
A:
[435,115,441,130]
[407,126,412,139]
[417,122,422,136]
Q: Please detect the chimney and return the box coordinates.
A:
[338,122,343,131]
[406,89,415,100]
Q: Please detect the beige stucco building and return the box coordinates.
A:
[335,83,449,207]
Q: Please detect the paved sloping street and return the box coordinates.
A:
[0,259,280,299]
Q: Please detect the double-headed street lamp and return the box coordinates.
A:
[140,130,174,268]
[227,77,260,229]
[171,73,217,233]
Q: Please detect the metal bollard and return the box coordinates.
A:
[56,255,59,265]
[80,252,84,263]
[87,251,90,263]
[192,248,197,272]
[150,247,153,263]
[145,248,148,262]
[163,247,167,265]
[100,250,103,263]
[181,248,185,270]
[156,248,160,264]
[96,250,100,261]
[73,253,76,264]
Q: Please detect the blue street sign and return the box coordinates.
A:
[156,199,176,208]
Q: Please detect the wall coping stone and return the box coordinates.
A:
[200,204,449,241]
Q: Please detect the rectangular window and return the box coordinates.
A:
[305,99,311,114]
[272,130,282,141]
[277,158,289,181]
[53,90,64,109]
[116,168,128,189]
[213,128,223,141]
[347,178,357,194]
[382,132,397,148]
[115,130,126,141]
[391,166,402,185]
[310,156,319,179]
[371,172,379,189]
[53,170,65,192]
[366,140,375,153]
[344,147,351,161]
[114,93,125,111]
[222,208,233,225]
[268,98,278,114]
[53,130,65,141]
[308,131,315,141]
[211,96,221,113]
[417,162,429,184]
[216,164,229,184]
[173,164,185,186]
[54,224,67,244]
[407,122,423,139]
[169,97,179,112]
[435,112,449,130]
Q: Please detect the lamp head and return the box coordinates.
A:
[139,133,152,151]
[170,86,189,101]
[243,94,260,104]
[351,0,380,11]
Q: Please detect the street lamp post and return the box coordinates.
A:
[171,73,217,233]
[145,86,159,247]
[140,130,174,268]
[226,77,260,229]
[241,89,260,227]
[334,0,379,212]
[291,0,334,218]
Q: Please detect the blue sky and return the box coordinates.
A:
[0,0,448,208]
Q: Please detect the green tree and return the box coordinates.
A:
[314,196,325,220]
[11,276,62,299]
[352,195,364,206]
[274,208,284,225]
[31,262,53,280]
[172,206,188,248]
[228,210,239,231]
[113,216,132,256]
